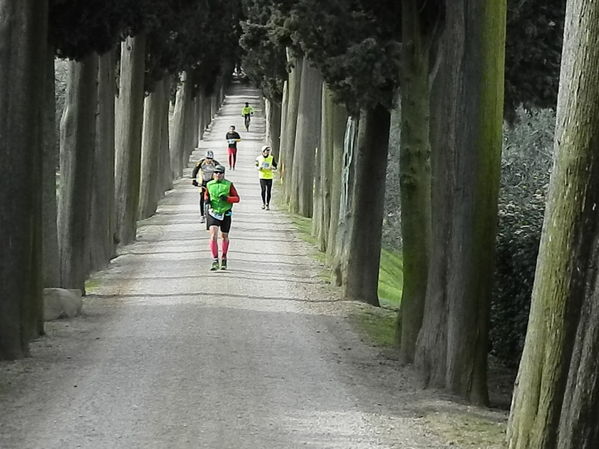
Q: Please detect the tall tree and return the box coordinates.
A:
[415,0,507,404]
[507,0,599,447]
[0,0,48,359]
[396,0,441,361]
[290,59,322,217]
[58,54,98,290]
[115,33,147,246]
[89,49,117,272]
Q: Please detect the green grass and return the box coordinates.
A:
[378,248,403,309]
[288,214,327,265]
[350,307,397,348]
[84,279,100,291]
[287,209,404,307]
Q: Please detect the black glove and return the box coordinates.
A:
[192,180,199,187]
[219,194,228,201]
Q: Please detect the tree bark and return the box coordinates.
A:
[0,0,47,359]
[508,1,599,447]
[290,59,322,217]
[160,78,173,193]
[58,54,98,291]
[330,116,357,286]
[267,99,282,160]
[169,72,189,179]
[415,0,506,405]
[281,52,303,203]
[397,0,434,363]
[89,48,116,272]
[314,85,339,251]
[43,51,60,287]
[278,81,289,179]
[325,97,349,266]
[139,79,166,219]
[115,34,146,246]
[343,105,390,306]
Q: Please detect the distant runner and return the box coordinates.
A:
[204,165,240,270]
[191,150,221,223]
[241,102,254,132]
[255,145,277,210]
[225,125,241,170]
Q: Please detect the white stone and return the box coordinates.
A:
[43,288,83,321]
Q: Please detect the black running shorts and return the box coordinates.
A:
[206,212,232,233]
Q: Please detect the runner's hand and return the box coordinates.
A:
[192,180,199,187]
[219,194,228,201]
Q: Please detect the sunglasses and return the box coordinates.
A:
[214,171,224,174]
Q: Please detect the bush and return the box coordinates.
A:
[490,107,554,366]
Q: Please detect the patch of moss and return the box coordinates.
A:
[84,279,100,292]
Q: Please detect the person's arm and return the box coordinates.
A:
[222,184,240,203]
[272,158,278,169]
[191,161,202,185]
[234,132,241,141]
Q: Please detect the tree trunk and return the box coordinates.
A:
[278,81,289,182]
[325,97,350,266]
[416,0,506,405]
[169,73,189,179]
[313,85,337,251]
[89,48,116,272]
[397,0,434,363]
[343,105,390,306]
[160,78,173,193]
[330,116,357,286]
[290,59,322,217]
[139,79,166,219]
[58,54,98,291]
[182,77,196,166]
[43,51,60,287]
[115,33,146,246]
[281,52,303,203]
[508,1,599,447]
[267,99,282,160]
[0,0,47,359]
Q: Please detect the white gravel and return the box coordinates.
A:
[0,84,455,449]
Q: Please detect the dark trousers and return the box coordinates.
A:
[260,178,273,205]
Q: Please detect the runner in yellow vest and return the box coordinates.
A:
[255,145,277,210]
[241,102,254,131]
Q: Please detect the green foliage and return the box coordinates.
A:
[505,0,566,113]
[144,0,243,93]
[239,1,288,102]
[491,107,554,366]
[49,0,129,59]
[274,0,403,112]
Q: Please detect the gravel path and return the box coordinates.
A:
[0,84,453,449]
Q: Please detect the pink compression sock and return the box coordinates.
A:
[221,240,230,258]
[209,240,218,259]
